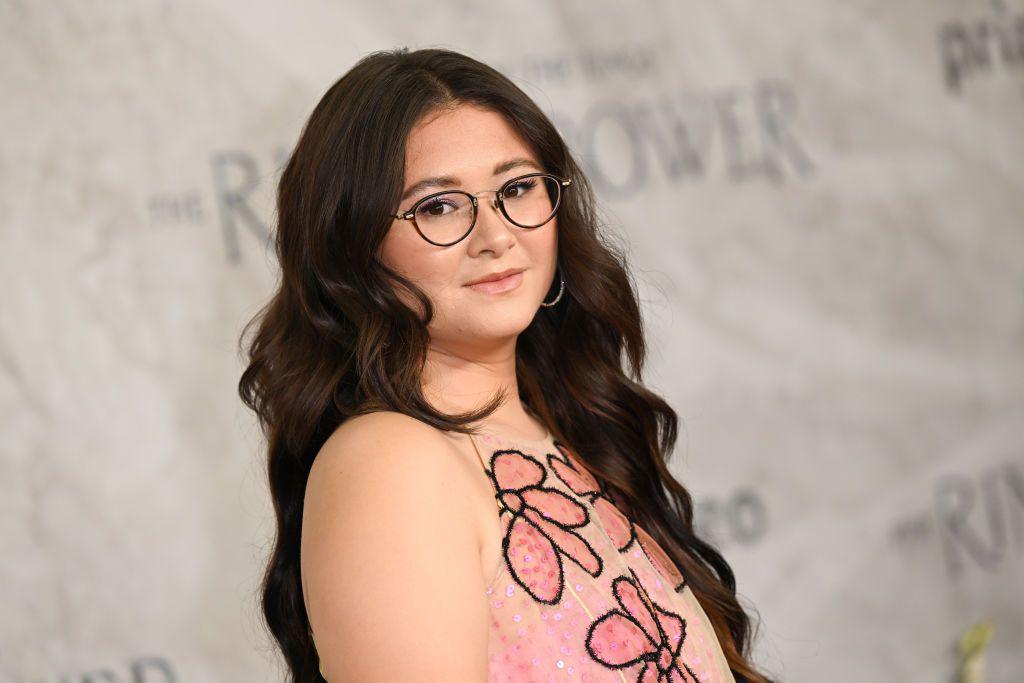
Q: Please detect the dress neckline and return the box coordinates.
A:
[474,422,554,450]
[472,404,554,450]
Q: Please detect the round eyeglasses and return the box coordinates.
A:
[391,172,572,247]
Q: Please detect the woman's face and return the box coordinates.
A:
[381,103,559,350]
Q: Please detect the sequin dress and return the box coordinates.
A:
[468,425,737,683]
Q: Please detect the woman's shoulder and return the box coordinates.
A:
[302,410,486,578]
[324,409,450,450]
[304,411,495,571]
[309,410,473,494]
[300,410,493,681]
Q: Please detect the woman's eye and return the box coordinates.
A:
[503,179,537,199]
[417,198,454,216]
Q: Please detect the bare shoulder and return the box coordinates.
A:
[310,410,463,480]
[301,411,489,681]
[306,411,488,528]
[305,412,482,517]
[323,405,460,454]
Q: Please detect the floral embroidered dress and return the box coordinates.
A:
[468,424,736,683]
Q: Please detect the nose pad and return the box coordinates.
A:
[478,194,504,223]
[471,194,515,246]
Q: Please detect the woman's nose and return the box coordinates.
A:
[470,196,515,248]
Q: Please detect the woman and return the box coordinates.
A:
[238,47,773,682]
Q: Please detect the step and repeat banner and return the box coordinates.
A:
[2,1,1022,681]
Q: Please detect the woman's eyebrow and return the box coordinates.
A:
[400,157,541,202]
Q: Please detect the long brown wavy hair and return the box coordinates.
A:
[238,46,775,682]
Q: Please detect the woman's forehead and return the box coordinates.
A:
[404,105,538,179]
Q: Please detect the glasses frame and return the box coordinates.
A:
[391,172,572,247]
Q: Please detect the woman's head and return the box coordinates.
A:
[239,47,774,682]
[273,47,587,373]
[381,102,560,349]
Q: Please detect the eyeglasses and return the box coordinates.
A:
[391,172,572,247]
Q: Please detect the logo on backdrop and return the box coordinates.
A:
[547,77,814,201]
[695,486,770,549]
[937,1,1024,94]
[147,47,813,265]
[890,457,1024,580]
[39,655,177,683]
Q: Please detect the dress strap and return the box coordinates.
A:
[467,432,504,514]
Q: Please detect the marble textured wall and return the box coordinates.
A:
[2,1,1022,681]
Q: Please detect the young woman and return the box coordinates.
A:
[238,47,773,683]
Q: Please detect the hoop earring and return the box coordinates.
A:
[540,265,565,307]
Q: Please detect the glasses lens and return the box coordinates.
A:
[413,191,475,245]
[502,175,560,227]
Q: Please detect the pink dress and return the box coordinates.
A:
[469,426,737,683]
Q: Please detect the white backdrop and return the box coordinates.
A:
[2,1,1023,681]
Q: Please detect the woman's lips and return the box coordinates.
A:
[466,270,524,294]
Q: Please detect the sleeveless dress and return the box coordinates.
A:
[468,425,737,683]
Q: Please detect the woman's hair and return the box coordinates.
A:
[238,46,774,682]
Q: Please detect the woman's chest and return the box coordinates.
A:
[474,436,736,682]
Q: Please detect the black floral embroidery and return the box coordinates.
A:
[485,447,604,604]
[548,442,687,593]
[585,566,703,682]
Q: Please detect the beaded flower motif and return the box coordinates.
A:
[547,441,687,592]
[585,566,703,682]
[486,448,604,605]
